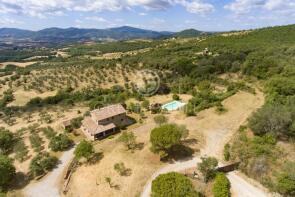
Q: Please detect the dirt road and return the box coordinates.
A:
[141,90,271,197]
[24,147,75,197]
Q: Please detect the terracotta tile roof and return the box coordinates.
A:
[91,104,126,121]
[82,117,116,135]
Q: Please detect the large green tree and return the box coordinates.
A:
[49,134,73,152]
[150,124,185,159]
[197,156,218,182]
[0,154,15,189]
[29,152,58,177]
[152,172,200,197]
[74,140,94,161]
[117,131,137,151]
[248,105,292,138]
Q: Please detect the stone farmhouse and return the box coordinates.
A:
[81,104,130,140]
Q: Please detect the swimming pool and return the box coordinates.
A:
[161,100,186,111]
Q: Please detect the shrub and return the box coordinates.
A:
[0,154,15,189]
[74,140,94,161]
[29,133,43,152]
[184,102,196,116]
[150,124,187,159]
[172,94,180,100]
[248,105,292,138]
[213,173,231,197]
[223,144,230,161]
[41,127,56,139]
[114,162,131,176]
[70,117,83,129]
[152,172,199,197]
[197,156,218,182]
[13,139,29,162]
[49,134,73,152]
[153,115,168,125]
[29,152,58,177]
[0,128,14,154]
[276,162,295,196]
[117,131,137,151]
[141,100,150,110]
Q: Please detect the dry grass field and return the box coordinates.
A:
[0,61,37,68]
[65,90,263,197]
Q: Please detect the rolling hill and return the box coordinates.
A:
[0,26,175,43]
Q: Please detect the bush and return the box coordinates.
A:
[114,162,131,176]
[223,144,230,161]
[184,102,196,116]
[0,154,15,189]
[29,152,58,177]
[41,127,56,139]
[117,131,137,151]
[13,139,29,162]
[248,105,292,138]
[74,140,94,161]
[29,133,43,152]
[0,128,14,154]
[49,134,73,152]
[197,156,218,182]
[70,117,83,129]
[153,115,168,125]
[276,162,295,196]
[152,172,199,197]
[150,124,184,159]
[141,100,150,110]
[213,173,231,197]
[172,94,180,100]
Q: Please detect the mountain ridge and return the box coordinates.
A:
[0,26,204,43]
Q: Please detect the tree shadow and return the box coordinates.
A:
[134,142,144,151]
[120,168,132,176]
[87,152,104,165]
[182,138,198,146]
[111,184,120,190]
[9,172,31,190]
[168,144,195,161]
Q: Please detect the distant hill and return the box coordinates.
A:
[174,29,209,38]
[0,26,175,43]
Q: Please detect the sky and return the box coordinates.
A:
[0,0,295,32]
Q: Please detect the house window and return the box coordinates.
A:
[121,118,124,122]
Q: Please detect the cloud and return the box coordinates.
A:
[85,16,108,23]
[0,0,214,18]
[0,0,73,18]
[225,0,295,15]
[184,0,214,14]
[0,17,22,25]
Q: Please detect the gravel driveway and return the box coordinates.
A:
[24,147,75,197]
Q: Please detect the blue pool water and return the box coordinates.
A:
[161,100,186,111]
